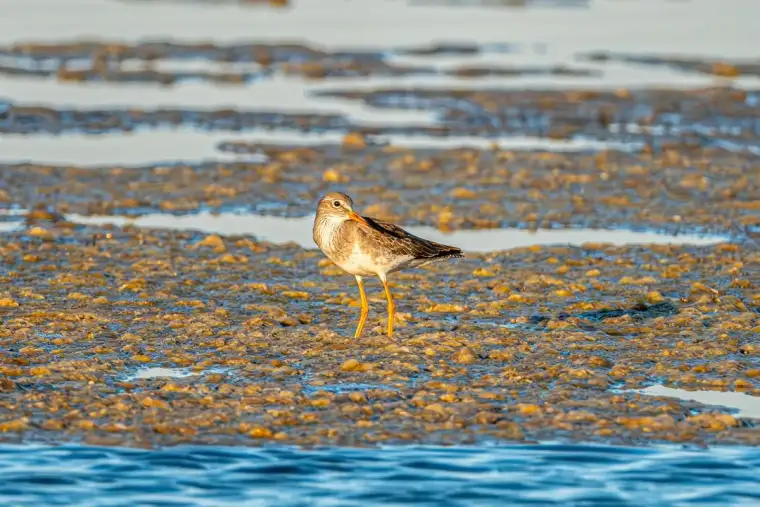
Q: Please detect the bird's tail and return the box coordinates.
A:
[430,246,464,260]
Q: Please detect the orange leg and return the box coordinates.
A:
[354,275,369,338]
[380,275,395,338]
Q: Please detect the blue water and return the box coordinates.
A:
[1,443,759,506]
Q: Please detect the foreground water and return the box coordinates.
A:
[1,443,759,507]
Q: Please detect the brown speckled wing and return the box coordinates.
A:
[360,215,463,260]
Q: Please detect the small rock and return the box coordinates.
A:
[452,347,477,365]
[0,298,19,307]
[342,132,367,150]
[341,359,362,372]
[198,234,226,250]
[249,427,274,438]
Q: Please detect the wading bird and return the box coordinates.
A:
[313,192,463,338]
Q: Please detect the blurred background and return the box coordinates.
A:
[2,0,758,169]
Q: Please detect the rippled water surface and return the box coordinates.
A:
[2,443,760,507]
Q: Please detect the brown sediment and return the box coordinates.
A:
[0,222,757,448]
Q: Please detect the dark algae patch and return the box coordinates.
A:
[0,222,758,448]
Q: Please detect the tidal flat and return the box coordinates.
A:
[0,217,757,448]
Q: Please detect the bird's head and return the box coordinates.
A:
[316,192,369,226]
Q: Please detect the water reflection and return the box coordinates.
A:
[0,209,26,233]
[0,129,638,166]
[0,76,438,124]
[126,366,230,380]
[66,211,724,251]
[127,367,201,380]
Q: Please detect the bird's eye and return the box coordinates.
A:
[332,200,341,208]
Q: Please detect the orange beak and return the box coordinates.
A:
[348,210,370,227]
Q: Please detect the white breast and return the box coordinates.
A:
[337,241,414,277]
[338,242,379,277]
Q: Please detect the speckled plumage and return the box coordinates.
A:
[330,218,462,274]
[313,192,463,338]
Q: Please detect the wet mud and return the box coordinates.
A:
[4,86,758,147]
[2,142,758,240]
[0,41,592,85]
[0,104,349,135]
[0,222,758,448]
[314,87,760,150]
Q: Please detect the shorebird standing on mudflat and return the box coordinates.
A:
[313,192,463,338]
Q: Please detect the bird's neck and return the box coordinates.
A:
[313,213,349,253]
